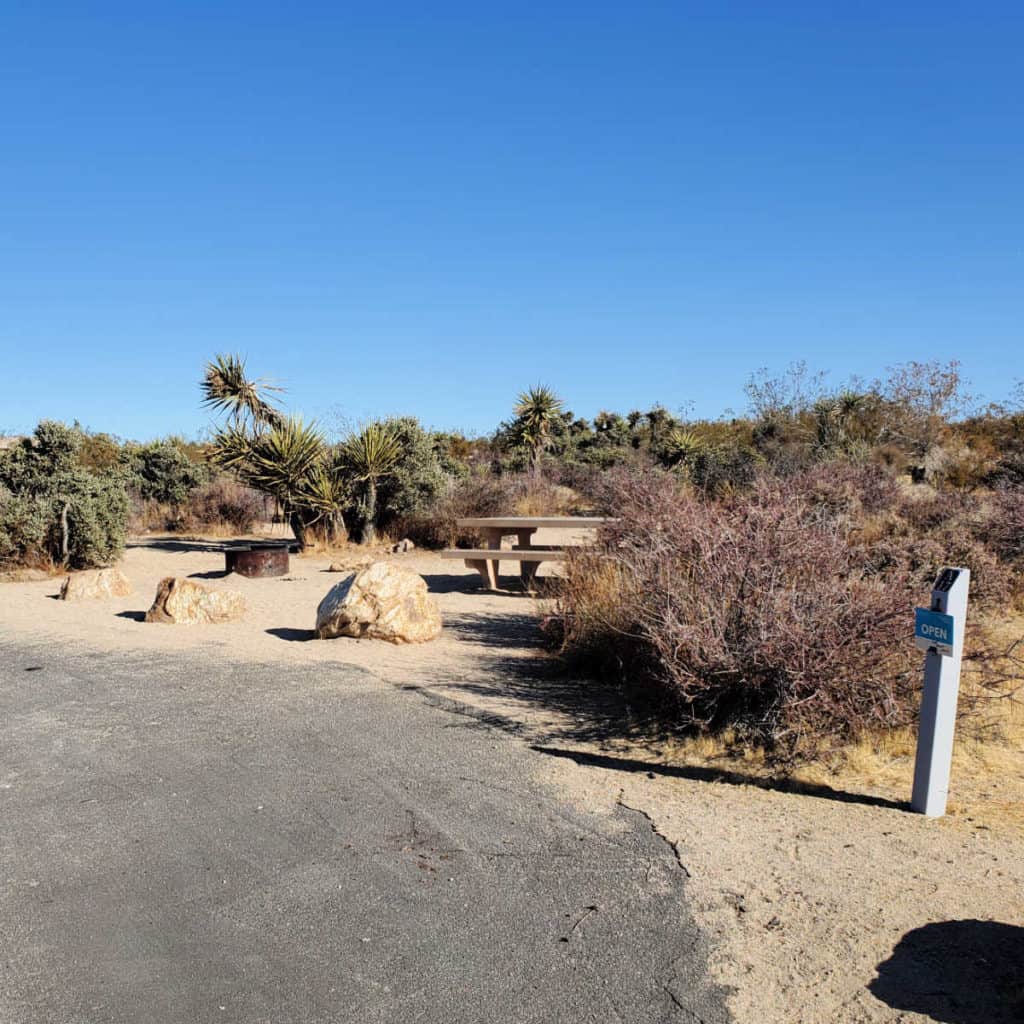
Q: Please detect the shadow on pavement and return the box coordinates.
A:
[869,920,1024,1023]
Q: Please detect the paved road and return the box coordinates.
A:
[0,639,728,1024]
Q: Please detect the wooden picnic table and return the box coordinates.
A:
[441,516,609,590]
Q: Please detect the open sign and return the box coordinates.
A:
[915,608,956,656]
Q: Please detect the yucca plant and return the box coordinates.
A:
[201,354,283,429]
[211,416,345,547]
[513,385,565,474]
[202,355,349,547]
[662,428,704,468]
[813,390,873,455]
[301,460,351,546]
[339,422,405,543]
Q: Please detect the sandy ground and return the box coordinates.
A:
[3,535,1023,1023]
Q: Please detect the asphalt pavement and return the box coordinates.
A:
[0,638,729,1023]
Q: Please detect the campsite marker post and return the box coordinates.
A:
[911,567,970,817]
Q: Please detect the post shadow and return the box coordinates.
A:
[869,920,1024,1023]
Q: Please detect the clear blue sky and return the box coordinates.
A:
[1,2,1021,440]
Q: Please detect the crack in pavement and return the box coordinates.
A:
[617,791,693,878]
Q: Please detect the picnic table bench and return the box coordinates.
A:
[441,516,609,590]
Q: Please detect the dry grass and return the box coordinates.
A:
[638,611,1024,836]
[513,482,579,516]
[640,718,1024,837]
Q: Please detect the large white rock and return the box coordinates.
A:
[145,577,246,625]
[59,567,133,601]
[316,562,441,644]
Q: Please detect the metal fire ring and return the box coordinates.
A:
[224,542,291,578]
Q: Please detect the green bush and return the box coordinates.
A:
[369,417,451,534]
[126,438,210,508]
[666,436,761,495]
[0,493,49,567]
[0,421,129,568]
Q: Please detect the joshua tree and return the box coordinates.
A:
[201,354,283,429]
[338,422,405,544]
[644,405,675,449]
[211,416,347,547]
[202,355,346,547]
[513,385,564,474]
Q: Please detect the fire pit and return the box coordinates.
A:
[224,541,294,578]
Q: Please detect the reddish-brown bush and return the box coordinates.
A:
[987,489,1024,571]
[182,478,267,533]
[553,469,983,757]
[551,463,1023,758]
[863,488,1019,609]
[129,477,266,535]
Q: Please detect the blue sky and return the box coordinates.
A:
[1,2,1021,440]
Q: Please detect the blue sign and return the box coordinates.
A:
[915,608,955,656]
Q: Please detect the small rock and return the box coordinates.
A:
[327,558,371,573]
[316,562,441,644]
[59,567,133,601]
[144,577,246,625]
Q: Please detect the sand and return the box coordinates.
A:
[3,535,1023,1022]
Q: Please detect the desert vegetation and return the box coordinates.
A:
[2,355,1022,761]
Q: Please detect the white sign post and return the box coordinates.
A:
[911,567,970,817]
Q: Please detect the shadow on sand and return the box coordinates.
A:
[532,746,907,811]
[127,538,230,554]
[394,606,915,812]
[115,610,147,622]
[869,920,1024,1023]
[419,572,540,597]
[266,627,317,643]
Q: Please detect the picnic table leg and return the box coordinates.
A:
[481,527,503,590]
[516,529,539,589]
[465,559,491,588]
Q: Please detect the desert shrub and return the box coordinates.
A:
[986,489,1024,571]
[371,417,450,533]
[796,461,901,520]
[128,476,265,535]
[0,422,130,568]
[126,439,210,508]
[680,440,760,494]
[0,492,50,568]
[569,462,682,517]
[987,452,1024,490]
[180,477,266,533]
[511,477,578,516]
[393,470,578,548]
[551,470,925,759]
[393,472,527,549]
[875,489,1020,609]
